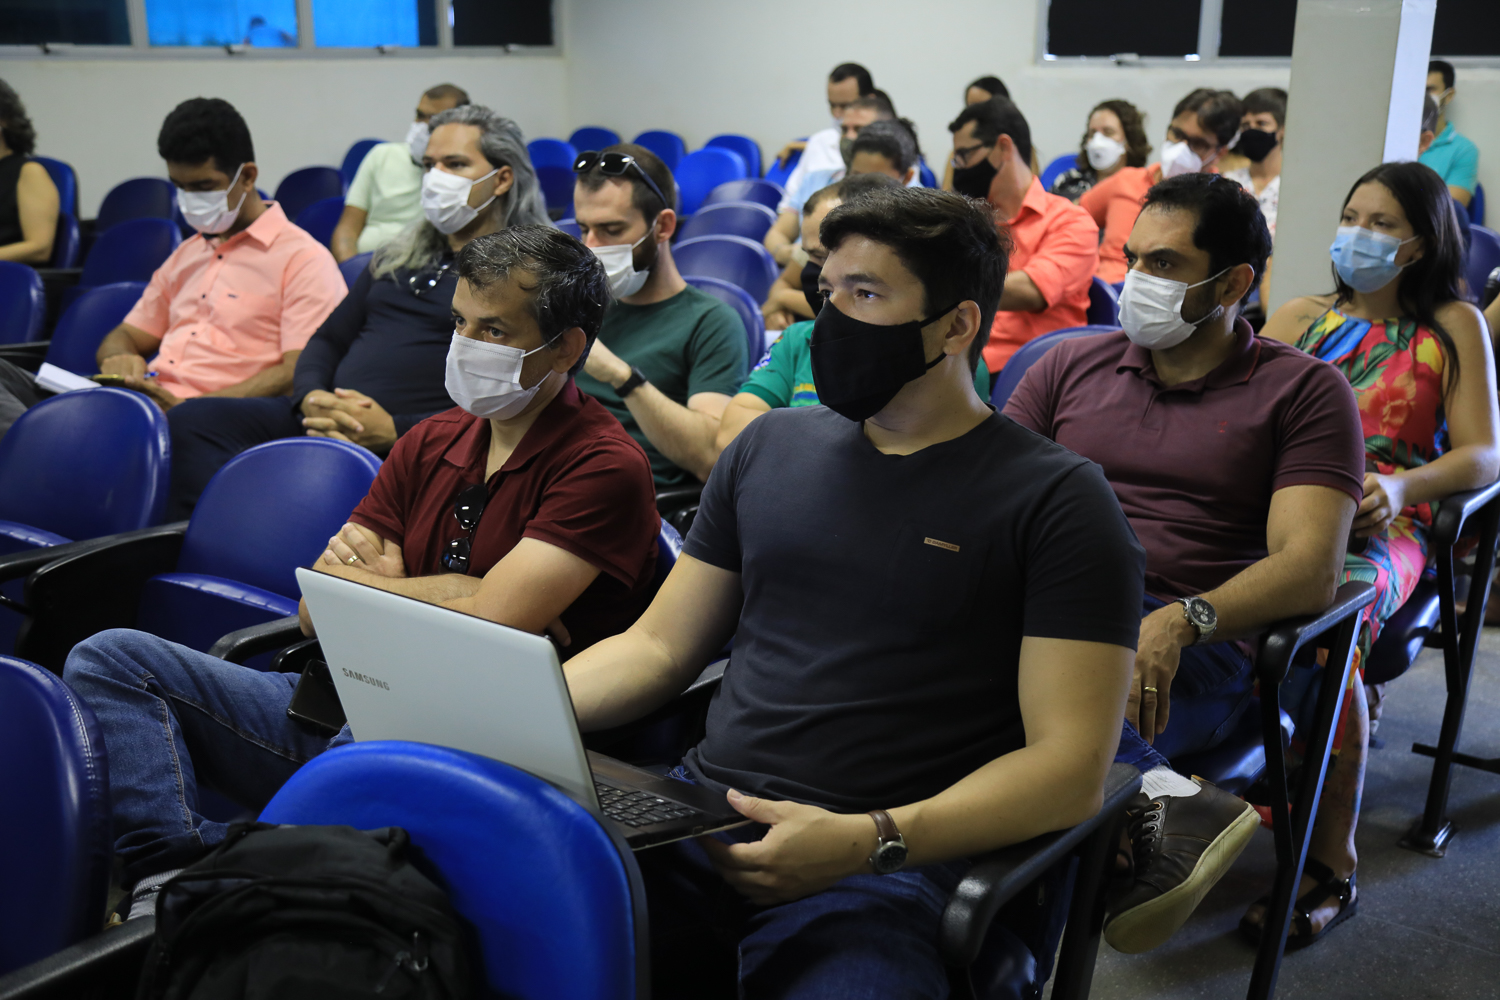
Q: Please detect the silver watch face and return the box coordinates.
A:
[1186,597,1217,631]
[872,839,908,875]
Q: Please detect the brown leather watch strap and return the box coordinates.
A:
[868,808,899,843]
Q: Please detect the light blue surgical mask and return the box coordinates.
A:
[1329,225,1418,293]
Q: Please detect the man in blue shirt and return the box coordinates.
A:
[1420,60,1480,211]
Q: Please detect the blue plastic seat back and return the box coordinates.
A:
[677,200,777,243]
[674,235,779,303]
[340,251,373,289]
[0,261,45,345]
[45,281,147,375]
[96,177,176,232]
[655,521,683,590]
[675,148,748,216]
[295,196,345,248]
[177,437,383,600]
[684,274,765,364]
[1471,183,1486,227]
[764,142,803,189]
[569,127,621,152]
[341,138,384,185]
[1039,153,1078,193]
[989,326,1121,408]
[706,134,762,178]
[917,159,936,188]
[52,212,81,268]
[527,138,578,171]
[555,219,582,240]
[1466,225,1500,303]
[700,178,785,212]
[34,156,79,216]
[273,166,345,225]
[0,655,112,976]
[79,217,181,288]
[632,130,687,171]
[0,388,170,538]
[1086,276,1120,326]
[537,165,576,216]
[260,742,646,1000]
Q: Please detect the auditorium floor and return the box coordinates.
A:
[1069,629,1500,1000]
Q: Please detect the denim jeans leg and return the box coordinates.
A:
[1115,720,1171,773]
[64,628,340,885]
[1138,596,1255,762]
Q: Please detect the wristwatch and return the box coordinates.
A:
[1178,596,1219,644]
[616,366,649,399]
[867,809,908,875]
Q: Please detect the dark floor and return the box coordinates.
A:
[1062,631,1500,1000]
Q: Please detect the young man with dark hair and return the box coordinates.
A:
[1003,173,1366,953]
[1421,59,1480,209]
[1224,87,1286,235]
[563,185,1146,997]
[65,226,661,921]
[571,144,748,489]
[949,96,1100,374]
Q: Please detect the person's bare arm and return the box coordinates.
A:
[714,392,772,458]
[764,211,801,267]
[97,323,162,377]
[1260,294,1337,345]
[203,350,304,399]
[330,204,368,263]
[997,271,1047,313]
[0,162,58,264]
[763,259,815,326]
[1450,186,1473,209]
[1484,296,1500,357]
[774,141,807,168]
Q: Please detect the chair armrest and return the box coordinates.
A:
[1256,581,1377,687]
[1431,479,1500,548]
[654,485,704,518]
[939,762,1142,967]
[208,615,305,663]
[32,268,82,289]
[0,535,130,587]
[0,342,49,372]
[0,917,154,1000]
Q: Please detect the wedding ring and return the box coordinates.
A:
[1143,686,1158,693]
[346,555,359,565]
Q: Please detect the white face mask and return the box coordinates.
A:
[422,167,498,235]
[1160,140,1204,179]
[444,333,553,420]
[177,164,248,235]
[405,121,430,165]
[1085,132,1127,172]
[1118,266,1230,350]
[591,226,655,299]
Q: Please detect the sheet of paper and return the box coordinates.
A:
[33,363,100,394]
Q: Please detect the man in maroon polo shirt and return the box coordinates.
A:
[1004,174,1364,954]
[65,227,661,919]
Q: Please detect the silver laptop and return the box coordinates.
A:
[295,568,745,849]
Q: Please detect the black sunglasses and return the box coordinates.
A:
[408,261,452,298]
[573,150,670,213]
[441,483,488,573]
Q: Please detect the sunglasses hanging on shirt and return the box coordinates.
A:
[441,482,488,573]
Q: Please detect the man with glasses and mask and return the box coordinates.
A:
[571,144,747,490]
[948,96,1099,374]
[1419,60,1480,211]
[1003,173,1365,954]
[65,226,659,922]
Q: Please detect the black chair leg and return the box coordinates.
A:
[1048,807,1123,1000]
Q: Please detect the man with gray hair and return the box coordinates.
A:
[66,225,662,921]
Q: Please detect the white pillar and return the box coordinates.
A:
[1268,0,1436,313]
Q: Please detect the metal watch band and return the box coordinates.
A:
[1179,596,1216,643]
[616,366,649,399]
[869,808,900,844]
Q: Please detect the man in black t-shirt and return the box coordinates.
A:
[563,187,1145,999]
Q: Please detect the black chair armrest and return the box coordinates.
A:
[1430,479,1500,548]
[32,268,83,289]
[1256,581,1377,687]
[654,485,704,519]
[939,762,1142,967]
[208,615,305,664]
[0,342,49,372]
[0,535,129,587]
[0,916,154,1000]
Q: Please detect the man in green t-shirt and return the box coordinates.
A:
[573,144,748,491]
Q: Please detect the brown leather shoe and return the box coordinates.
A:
[1103,777,1258,953]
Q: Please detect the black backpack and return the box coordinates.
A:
[137,822,477,1000]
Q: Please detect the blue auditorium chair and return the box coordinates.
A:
[528,137,578,170]
[0,261,45,345]
[41,281,147,376]
[339,251,372,289]
[95,177,176,233]
[569,126,621,152]
[675,148,747,216]
[917,159,937,188]
[632,130,686,171]
[555,219,582,240]
[528,139,580,216]
[1086,276,1120,326]
[295,196,344,248]
[1038,153,1077,193]
[52,213,81,268]
[273,166,345,224]
[706,134,762,178]
[78,217,180,289]
[340,138,384,186]
[34,156,79,217]
[0,655,111,976]
[1465,225,1500,304]
[676,201,777,243]
[699,178,785,212]
[988,325,1118,408]
[763,142,803,190]
[1470,183,1485,227]
[673,235,779,303]
[684,274,765,365]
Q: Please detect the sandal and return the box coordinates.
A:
[1239,858,1358,951]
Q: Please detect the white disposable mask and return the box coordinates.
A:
[591,227,654,299]
[422,167,498,235]
[405,121,430,164]
[444,333,552,420]
[177,164,247,235]
[1118,266,1231,350]
[1160,140,1204,179]
[1085,132,1126,172]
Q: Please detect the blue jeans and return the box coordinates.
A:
[63,629,351,885]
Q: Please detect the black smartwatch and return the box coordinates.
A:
[616,366,649,399]
[867,809,908,875]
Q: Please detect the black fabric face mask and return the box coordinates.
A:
[1235,128,1279,163]
[951,156,998,200]
[809,299,957,422]
[801,260,823,315]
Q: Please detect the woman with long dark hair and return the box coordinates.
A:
[0,78,59,265]
[1254,160,1499,946]
[1050,98,1151,202]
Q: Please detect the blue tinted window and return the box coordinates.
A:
[313,0,431,47]
[1,0,130,45]
[145,0,299,47]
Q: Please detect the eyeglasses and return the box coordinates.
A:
[409,261,452,298]
[951,143,989,169]
[441,482,488,573]
[573,150,670,213]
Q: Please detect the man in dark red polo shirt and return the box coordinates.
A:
[1003,174,1364,954]
[65,227,660,919]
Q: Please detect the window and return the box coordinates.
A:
[452,0,554,47]
[145,0,299,47]
[1,0,131,45]
[312,0,437,48]
[1046,0,1200,58]
[1219,0,1297,58]
[1432,0,1500,57]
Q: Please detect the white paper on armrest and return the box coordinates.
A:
[34,363,99,394]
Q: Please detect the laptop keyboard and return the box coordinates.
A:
[596,784,697,828]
